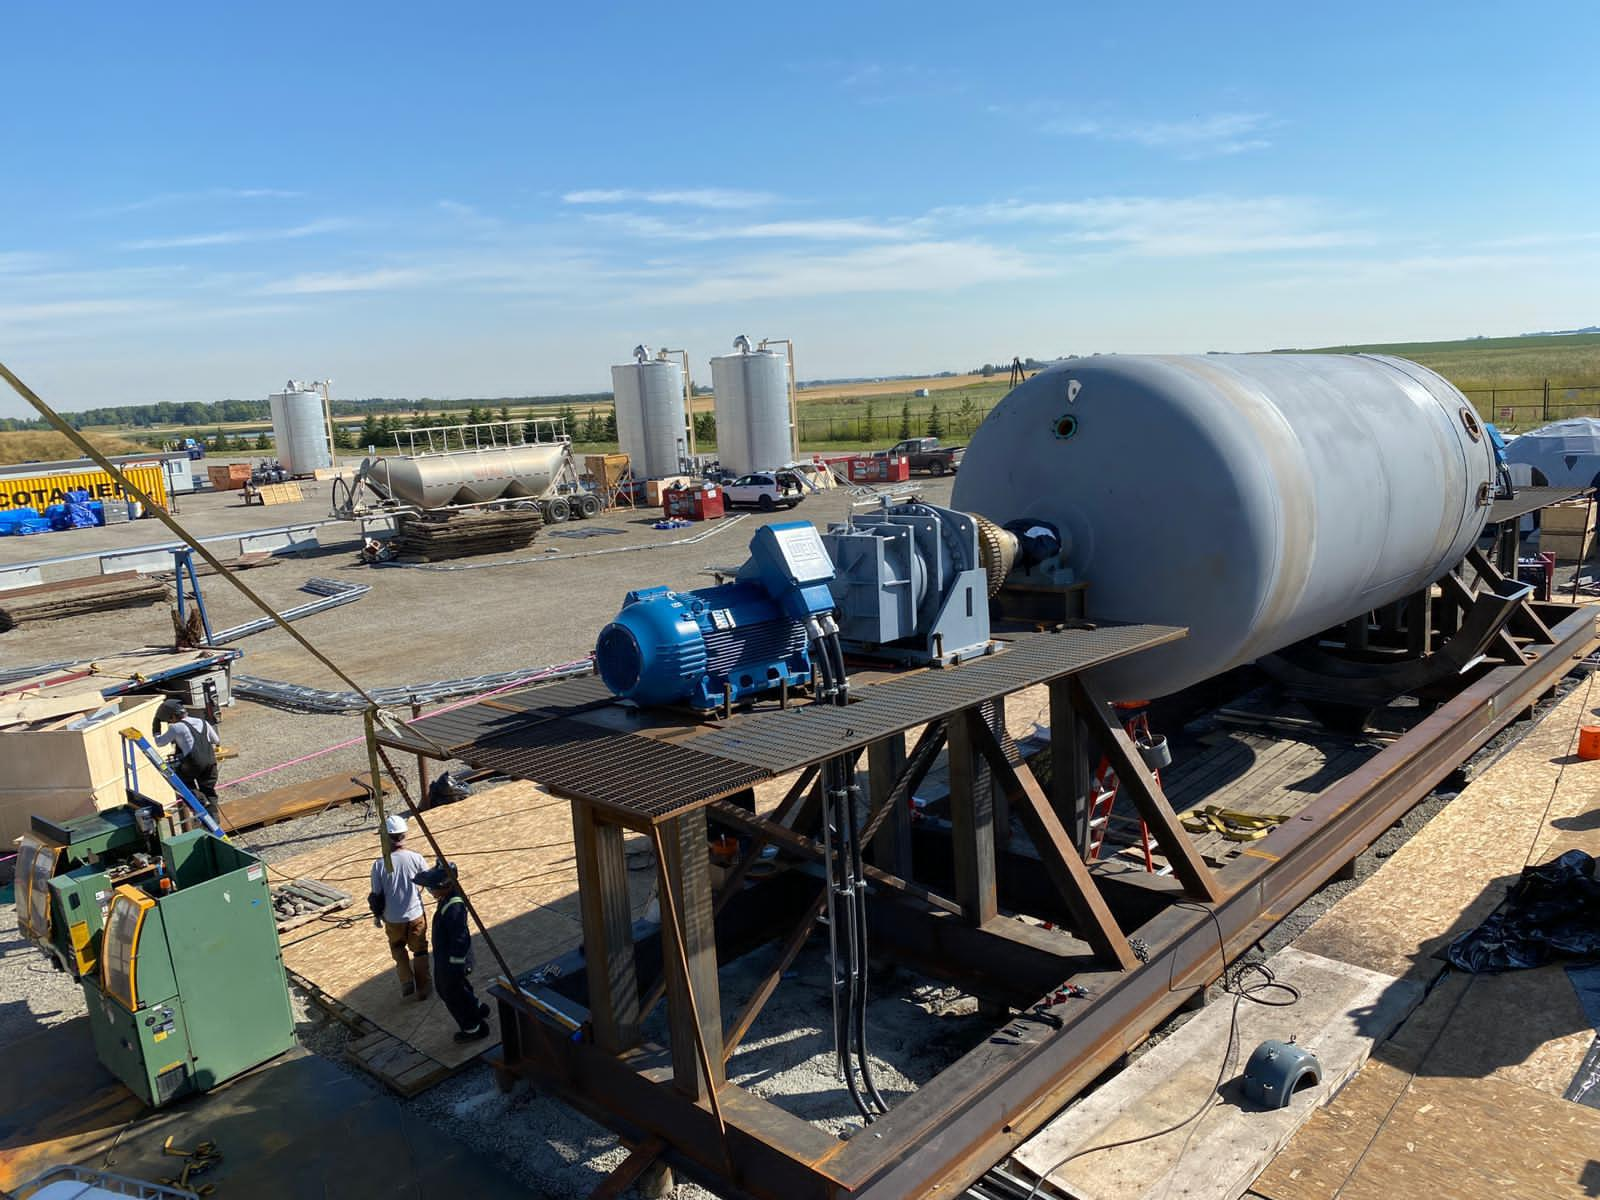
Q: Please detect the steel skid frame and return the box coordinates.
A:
[389,564,1594,1200]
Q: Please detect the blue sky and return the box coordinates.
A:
[2,1,1597,417]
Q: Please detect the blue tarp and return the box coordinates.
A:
[0,495,106,536]
[0,507,51,536]
[44,489,99,530]
[1503,417,1600,488]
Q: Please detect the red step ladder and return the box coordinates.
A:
[1085,704,1162,873]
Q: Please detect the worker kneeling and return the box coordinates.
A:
[415,862,491,1043]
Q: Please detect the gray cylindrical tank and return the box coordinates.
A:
[363,442,570,508]
[611,355,688,478]
[951,354,1494,699]
[268,385,333,475]
[710,344,792,475]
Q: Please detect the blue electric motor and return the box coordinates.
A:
[595,521,837,709]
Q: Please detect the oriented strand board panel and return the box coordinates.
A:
[274,779,655,1072]
[1415,967,1600,1098]
[1294,682,1600,984]
[1253,1070,1600,1200]
[1012,949,1421,1200]
[1257,965,1600,1199]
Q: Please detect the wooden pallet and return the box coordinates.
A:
[272,877,353,933]
[345,1028,456,1097]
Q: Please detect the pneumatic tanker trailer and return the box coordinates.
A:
[952,353,1497,700]
[334,421,598,524]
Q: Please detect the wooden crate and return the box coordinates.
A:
[1541,528,1594,562]
[645,475,690,506]
[207,463,251,491]
[1541,500,1594,536]
[0,695,173,844]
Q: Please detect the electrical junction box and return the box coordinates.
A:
[747,521,836,621]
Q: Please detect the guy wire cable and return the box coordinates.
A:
[1,361,455,876]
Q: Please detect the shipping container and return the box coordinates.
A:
[0,463,168,511]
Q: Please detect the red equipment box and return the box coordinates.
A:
[845,455,910,484]
[663,483,725,521]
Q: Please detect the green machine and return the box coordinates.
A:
[15,807,296,1107]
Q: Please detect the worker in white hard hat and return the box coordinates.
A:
[367,813,431,1000]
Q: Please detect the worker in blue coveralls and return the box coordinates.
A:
[415,862,492,1042]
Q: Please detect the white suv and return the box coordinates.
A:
[722,471,805,511]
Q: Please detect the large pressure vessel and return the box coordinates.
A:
[363,442,570,508]
[710,345,793,475]
[951,354,1495,699]
[268,385,333,475]
[611,356,688,479]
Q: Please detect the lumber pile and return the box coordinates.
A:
[0,572,171,631]
[389,509,543,561]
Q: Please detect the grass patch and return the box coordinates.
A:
[0,430,143,464]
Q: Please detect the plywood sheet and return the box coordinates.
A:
[1253,1070,1600,1200]
[274,779,656,1074]
[219,771,373,833]
[1013,949,1421,1200]
[1294,682,1599,983]
[1257,964,1600,1200]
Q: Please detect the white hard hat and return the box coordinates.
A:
[384,814,408,837]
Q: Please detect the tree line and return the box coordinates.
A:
[0,391,614,433]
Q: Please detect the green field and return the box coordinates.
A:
[1302,331,1600,389]
[1296,331,1600,428]
[44,330,1600,457]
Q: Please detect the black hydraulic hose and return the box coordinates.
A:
[827,632,891,1117]
[847,768,891,1115]
[811,638,849,1089]
[828,752,873,1120]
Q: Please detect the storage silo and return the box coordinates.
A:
[610,347,688,479]
[710,336,793,475]
[268,381,333,475]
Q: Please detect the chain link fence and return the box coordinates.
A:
[795,405,997,446]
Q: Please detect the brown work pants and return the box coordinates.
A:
[384,916,431,992]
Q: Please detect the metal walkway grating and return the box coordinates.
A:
[377,624,1183,824]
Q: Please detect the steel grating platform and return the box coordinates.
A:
[377,623,1184,826]
[1487,485,1589,525]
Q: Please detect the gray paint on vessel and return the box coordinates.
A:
[950,353,1493,698]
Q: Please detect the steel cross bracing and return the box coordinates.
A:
[453,593,1590,1200]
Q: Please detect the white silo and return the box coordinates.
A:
[710,336,793,475]
[610,347,689,478]
[268,381,333,475]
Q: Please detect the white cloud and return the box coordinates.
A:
[1044,111,1274,157]
[0,252,52,275]
[0,298,160,323]
[943,195,1366,257]
[562,188,779,210]
[123,218,351,251]
[587,213,913,242]
[637,240,1041,305]
[263,267,428,295]
[95,187,307,215]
